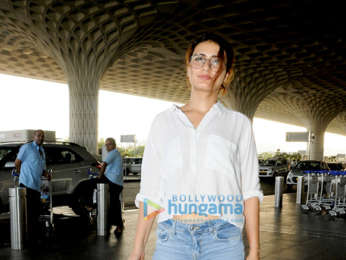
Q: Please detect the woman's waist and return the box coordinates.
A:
[172,213,220,224]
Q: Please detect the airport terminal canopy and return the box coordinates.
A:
[0,0,345,157]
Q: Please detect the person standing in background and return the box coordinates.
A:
[99,137,124,238]
[15,129,49,245]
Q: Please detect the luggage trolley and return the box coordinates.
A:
[328,170,346,217]
[301,170,322,212]
[316,170,334,211]
[11,169,55,238]
[87,167,99,225]
[39,169,54,237]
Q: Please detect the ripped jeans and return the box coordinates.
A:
[152,219,244,260]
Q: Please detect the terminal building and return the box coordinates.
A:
[0,0,345,160]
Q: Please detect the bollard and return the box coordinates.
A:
[296,176,304,204]
[9,187,26,250]
[274,176,284,208]
[97,183,109,236]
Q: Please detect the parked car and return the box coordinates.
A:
[259,158,289,178]
[286,160,330,186]
[327,162,345,171]
[0,141,98,215]
[123,157,142,176]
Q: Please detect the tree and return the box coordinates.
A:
[97,138,105,155]
[118,145,145,157]
[258,152,274,160]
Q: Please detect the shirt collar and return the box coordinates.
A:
[171,100,223,114]
[32,141,41,150]
[171,100,224,129]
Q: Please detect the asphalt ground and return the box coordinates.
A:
[1,178,332,260]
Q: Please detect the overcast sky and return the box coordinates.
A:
[0,73,345,156]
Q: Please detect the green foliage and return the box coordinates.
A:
[98,138,105,150]
[118,145,145,157]
[258,152,274,160]
[259,151,302,161]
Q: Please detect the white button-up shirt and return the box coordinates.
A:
[135,101,263,230]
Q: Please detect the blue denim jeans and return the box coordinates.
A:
[152,219,244,260]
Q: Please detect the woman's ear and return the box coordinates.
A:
[223,69,234,86]
[186,66,192,89]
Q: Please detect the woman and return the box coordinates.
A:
[129,33,263,260]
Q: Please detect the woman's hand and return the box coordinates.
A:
[128,249,145,260]
[246,249,259,260]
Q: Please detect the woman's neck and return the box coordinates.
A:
[185,90,218,113]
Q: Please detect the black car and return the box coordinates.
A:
[286,160,330,185]
[327,162,345,171]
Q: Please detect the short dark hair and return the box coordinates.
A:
[105,137,116,148]
[34,129,44,136]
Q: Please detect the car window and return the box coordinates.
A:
[0,148,12,161]
[296,161,323,170]
[328,163,343,171]
[261,159,276,166]
[45,147,83,165]
[277,160,283,166]
[0,146,19,168]
[134,158,142,164]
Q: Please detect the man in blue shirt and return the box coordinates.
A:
[99,137,124,238]
[15,130,48,243]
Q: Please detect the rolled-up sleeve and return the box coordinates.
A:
[239,116,263,203]
[135,116,162,208]
[17,144,27,161]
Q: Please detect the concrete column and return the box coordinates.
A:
[307,123,325,161]
[68,75,99,155]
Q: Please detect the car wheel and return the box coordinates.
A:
[70,180,96,217]
[286,184,293,192]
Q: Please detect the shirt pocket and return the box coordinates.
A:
[205,134,237,175]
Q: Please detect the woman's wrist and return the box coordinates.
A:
[249,247,260,256]
[249,245,259,250]
[130,248,144,258]
[133,243,145,254]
